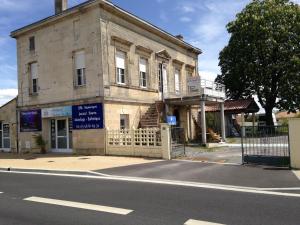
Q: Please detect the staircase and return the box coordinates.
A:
[140,101,164,128]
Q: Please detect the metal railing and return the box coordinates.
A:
[241,125,290,166]
[164,78,226,99]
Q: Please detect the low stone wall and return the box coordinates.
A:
[289,118,300,169]
[106,125,170,159]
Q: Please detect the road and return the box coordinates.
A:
[0,171,300,225]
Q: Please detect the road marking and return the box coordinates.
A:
[24,196,133,215]
[259,187,300,191]
[184,219,225,225]
[2,170,300,198]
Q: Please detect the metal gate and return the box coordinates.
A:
[171,127,186,158]
[241,126,290,167]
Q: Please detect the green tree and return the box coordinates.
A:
[216,0,300,126]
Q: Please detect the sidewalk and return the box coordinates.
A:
[0,153,160,171]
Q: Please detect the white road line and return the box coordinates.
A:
[259,187,300,191]
[184,219,226,225]
[24,196,133,215]
[0,192,3,194]
[2,170,300,198]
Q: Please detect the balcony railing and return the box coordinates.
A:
[165,77,226,100]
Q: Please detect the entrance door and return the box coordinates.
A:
[158,63,168,100]
[51,118,72,153]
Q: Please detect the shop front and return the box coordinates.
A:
[19,102,104,154]
[42,106,73,153]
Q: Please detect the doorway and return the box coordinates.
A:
[50,118,72,153]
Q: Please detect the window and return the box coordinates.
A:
[2,124,10,149]
[175,69,181,94]
[116,51,126,84]
[158,63,163,92]
[29,36,35,51]
[139,58,147,88]
[120,114,129,130]
[30,62,38,94]
[75,51,86,86]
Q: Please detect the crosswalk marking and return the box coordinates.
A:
[24,196,133,215]
[184,219,226,225]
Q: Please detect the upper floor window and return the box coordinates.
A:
[158,63,163,92]
[29,36,35,51]
[175,69,181,94]
[139,58,147,88]
[30,62,38,94]
[75,51,86,87]
[116,50,126,84]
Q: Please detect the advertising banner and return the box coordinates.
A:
[42,106,72,118]
[20,109,42,132]
[72,103,103,130]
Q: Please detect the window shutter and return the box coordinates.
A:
[116,51,125,69]
[31,63,38,79]
[75,51,85,69]
[139,58,147,73]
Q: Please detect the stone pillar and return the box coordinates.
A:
[220,102,226,142]
[200,100,207,146]
[188,106,192,140]
[289,119,300,169]
[161,123,171,160]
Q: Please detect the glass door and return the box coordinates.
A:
[56,119,68,150]
[50,118,72,153]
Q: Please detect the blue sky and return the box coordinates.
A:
[0,0,298,106]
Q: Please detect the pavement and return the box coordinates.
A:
[0,153,160,171]
[183,146,242,164]
[1,171,300,225]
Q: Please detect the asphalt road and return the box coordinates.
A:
[98,160,300,188]
[0,172,300,225]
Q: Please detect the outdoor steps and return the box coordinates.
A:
[139,101,164,128]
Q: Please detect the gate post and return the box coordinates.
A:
[289,118,300,169]
[161,123,171,160]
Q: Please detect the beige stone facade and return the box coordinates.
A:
[10,0,202,154]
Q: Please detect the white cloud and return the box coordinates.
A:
[0,88,17,106]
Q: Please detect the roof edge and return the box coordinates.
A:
[10,0,202,54]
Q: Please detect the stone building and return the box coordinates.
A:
[9,0,225,154]
[0,98,17,153]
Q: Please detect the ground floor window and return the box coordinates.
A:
[0,122,10,149]
[120,114,129,130]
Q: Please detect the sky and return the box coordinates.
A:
[0,0,298,106]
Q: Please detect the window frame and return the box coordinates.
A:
[174,68,181,95]
[29,36,35,52]
[139,57,148,88]
[74,50,86,87]
[115,50,127,85]
[30,62,38,95]
[2,123,10,149]
[120,114,129,130]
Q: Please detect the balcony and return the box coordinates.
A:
[165,77,226,102]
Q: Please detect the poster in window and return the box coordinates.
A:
[20,109,42,132]
[72,103,103,130]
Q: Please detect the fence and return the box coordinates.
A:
[106,128,163,158]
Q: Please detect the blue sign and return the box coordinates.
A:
[72,103,103,130]
[20,109,42,132]
[167,116,177,126]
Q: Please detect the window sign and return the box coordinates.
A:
[72,103,103,130]
[42,106,72,118]
[20,109,42,132]
[167,116,177,126]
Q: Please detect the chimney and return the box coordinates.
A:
[55,0,68,14]
[175,34,184,41]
